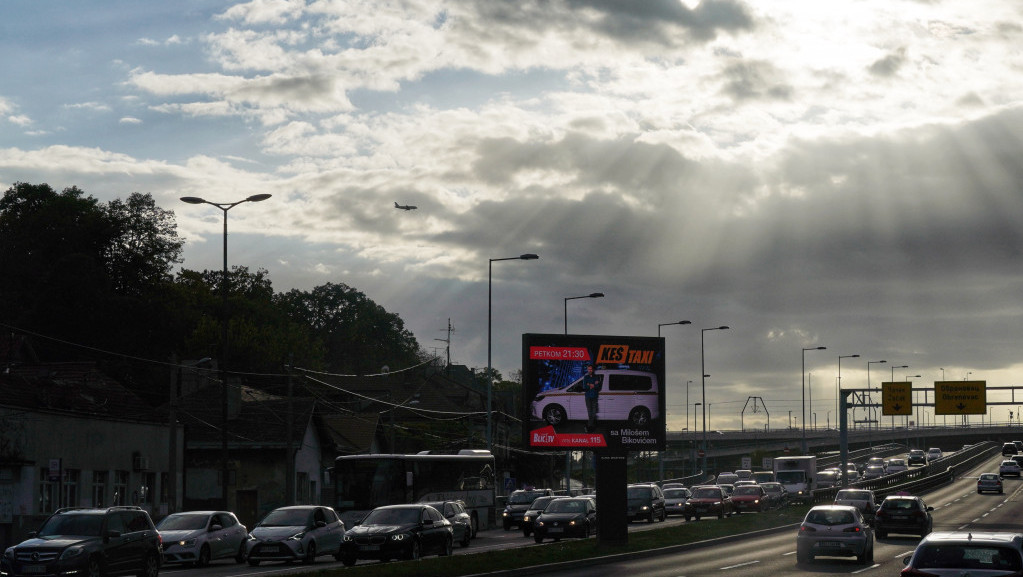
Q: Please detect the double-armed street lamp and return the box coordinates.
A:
[802,346,826,453]
[564,293,604,334]
[179,193,272,508]
[701,326,729,474]
[488,254,539,452]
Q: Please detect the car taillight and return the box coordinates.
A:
[799,525,816,533]
[901,567,940,577]
[842,526,862,533]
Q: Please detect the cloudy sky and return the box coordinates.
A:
[3,0,1023,433]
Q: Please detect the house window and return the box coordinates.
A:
[113,470,129,506]
[93,471,108,508]
[38,468,58,513]
[297,472,309,503]
[63,469,80,508]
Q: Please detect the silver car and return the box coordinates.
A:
[796,505,874,564]
[834,489,877,525]
[245,506,346,565]
[902,532,1023,576]
[157,510,248,566]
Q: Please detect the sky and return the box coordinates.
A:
[3,0,1023,434]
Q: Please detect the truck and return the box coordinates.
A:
[773,456,817,502]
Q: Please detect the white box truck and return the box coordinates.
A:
[773,456,817,502]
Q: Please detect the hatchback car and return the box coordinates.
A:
[341,504,452,565]
[796,505,874,564]
[0,506,162,577]
[978,473,1004,494]
[245,505,345,565]
[502,488,553,530]
[520,496,561,537]
[875,495,934,538]
[731,485,768,513]
[817,470,840,489]
[157,510,247,566]
[532,497,596,543]
[901,531,1023,577]
[862,465,886,480]
[760,482,787,507]
[422,500,472,547]
[886,458,910,474]
[834,489,878,525]
[663,488,691,516]
[999,460,1022,477]
[626,484,665,522]
[927,448,943,462]
[1002,442,1019,456]
[908,449,927,466]
[683,485,733,521]
[530,369,660,426]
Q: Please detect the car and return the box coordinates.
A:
[874,495,934,538]
[927,448,943,462]
[340,504,453,565]
[1002,442,1019,456]
[715,472,739,485]
[683,485,733,521]
[0,506,162,577]
[834,489,878,525]
[661,482,686,490]
[533,497,597,543]
[157,510,247,566]
[1000,460,1022,477]
[502,488,553,530]
[663,488,692,516]
[1012,455,1023,468]
[245,505,345,565]
[817,470,840,489]
[530,369,660,427]
[626,483,666,522]
[520,496,562,537]
[760,482,787,506]
[422,500,473,547]
[978,473,1004,494]
[731,484,768,513]
[908,449,927,466]
[845,467,860,482]
[886,458,909,474]
[752,471,775,484]
[796,505,874,564]
[901,531,1023,577]
[717,483,735,497]
[733,479,757,487]
[1015,441,1023,452]
[862,465,886,480]
[734,469,754,480]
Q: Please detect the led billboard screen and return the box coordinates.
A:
[521,333,666,452]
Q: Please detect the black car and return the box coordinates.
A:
[520,496,561,537]
[532,497,596,543]
[1002,442,1018,456]
[626,484,666,523]
[340,504,453,565]
[874,495,933,538]
[422,500,472,547]
[1,506,162,577]
[501,489,553,530]
[907,450,927,466]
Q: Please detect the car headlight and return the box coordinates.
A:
[640,506,649,511]
[536,520,545,528]
[343,534,354,542]
[523,515,531,522]
[534,395,546,402]
[390,534,409,542]
[4,548,15,561]
[59,546,86,560]
[288,531,307,541]
[177,538,197,548]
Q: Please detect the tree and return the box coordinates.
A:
[104,193,184,296]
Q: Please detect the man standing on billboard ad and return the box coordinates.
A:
[583,363,601,432]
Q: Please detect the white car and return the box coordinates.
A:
[999,460,1022,477]
[926,448,943,462]
[885,458,909,474]
[245,506,346,565]
[158,510,248,566]
[531,369,659,426]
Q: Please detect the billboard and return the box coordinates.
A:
[521,333,666,452]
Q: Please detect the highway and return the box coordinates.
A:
[160,450,1015,577]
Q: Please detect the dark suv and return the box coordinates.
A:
[626,484,666,522]
[1,506,162,577]
[501,489,553,530]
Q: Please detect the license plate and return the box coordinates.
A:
[22,566,46,574]
[819,541,842,547]
[549,527,564,533]
[362,545,380,551]
[891,515,907,520]
[261,545,280,553]
[696,507,707,512]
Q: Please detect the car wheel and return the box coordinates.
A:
[440,535,453,557]
[334,542,345,562]
[248,559,261,566]
[470,514,479,538]
[660,509,666,522]
[648,510,655,523]
[695,515,701,521]
[684,515,691,522]
[877,530,887,539]
[302,541,316,564]
[718,508,724,519]
[796,548,810,564]
[341,555,357,567]
[86,556,103,577]
[523,528,531,537]
[584,524,591,538]
[196,545,211,568]
[461,527,472,548]
[628,407,651,426]
[408,539,421,561]
[503,521,511,531]
[137,552,159,577]
[543,405,567,426]
[534,535,543,544]
[235,542,246,563]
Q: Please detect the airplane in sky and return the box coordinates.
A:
[394,202,417,211]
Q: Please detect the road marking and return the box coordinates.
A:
[720,561,759,569]
[895,551,913,558]
[853,564,880,573]
[782,551,797,556]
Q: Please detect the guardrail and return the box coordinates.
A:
[810,441,999,504]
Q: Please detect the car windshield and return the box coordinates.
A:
[664,489,688,498]
[156,514,209,531]
[259,509,311,527]
[805,509,855,526]
[691,488,721,499]
[627,487,653,498]
[545,500,585,513]
[775,471,804,483]
[980,474,999,480]
[733,486,761,495]
[836,490,871,500]
[38,514,104,537]
[509,491,545,504]
[883,499,918,510]
[529,497,555,510]
[915,545,1021,571]
[362,507,421,525]
[762,485,782,493]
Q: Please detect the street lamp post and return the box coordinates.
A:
[656,320,690,482]
[837,354,859,427]
[802,346,826,453]
[701,326,729,475]
[693,402,702,477]
[179,193,271,508]
[488,254,539,452]
[564,293,604,334]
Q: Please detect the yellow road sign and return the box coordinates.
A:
[882,382,912,415]
[934,381,986,415]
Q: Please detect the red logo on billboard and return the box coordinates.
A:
[529,426,607,448]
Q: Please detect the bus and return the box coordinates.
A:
[333,450,496,532]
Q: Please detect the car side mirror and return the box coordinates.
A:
[209,524,223,532]
[926,506,934,511]
[315,520,327,528]
[903,556,912,566]
[423,519,433,525]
